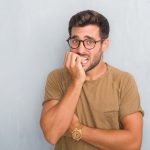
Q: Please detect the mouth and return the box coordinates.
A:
[81,57,89,65]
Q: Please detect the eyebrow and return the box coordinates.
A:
[70,35,96,40]
[84,36,96,41]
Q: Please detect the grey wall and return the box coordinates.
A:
[0,0,149,150]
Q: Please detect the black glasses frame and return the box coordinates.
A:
[66,38,104,50]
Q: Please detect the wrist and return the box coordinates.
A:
[70,122,82,132]
[72,79,84,87]
[71,123,84,141]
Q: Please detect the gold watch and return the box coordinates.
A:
[71,124,83,141]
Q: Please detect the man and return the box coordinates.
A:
[40,10,143,150]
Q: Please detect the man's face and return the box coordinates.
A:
[70,25,107,72]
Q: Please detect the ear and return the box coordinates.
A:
[101,38,109,52]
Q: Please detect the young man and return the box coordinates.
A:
[40,10,143,150]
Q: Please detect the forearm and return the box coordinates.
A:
[82,126,141,150]
[41,81,83,144]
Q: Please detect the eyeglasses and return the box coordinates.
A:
[66,38,103,50]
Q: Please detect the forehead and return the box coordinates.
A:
[71,25,100,39]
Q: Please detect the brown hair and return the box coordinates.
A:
[68,10,109,39]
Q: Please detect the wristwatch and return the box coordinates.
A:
[71,124,83,141]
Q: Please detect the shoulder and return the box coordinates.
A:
[47,67,71,82]
[108,64,135,82]
[107,64,137,89]
[48,67,68,76]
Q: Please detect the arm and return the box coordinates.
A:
[40,52,85,144]
[67,112,143,150]
[40,82,82,144]
[82,112,143,150]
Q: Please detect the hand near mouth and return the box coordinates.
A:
[64,52,86,85]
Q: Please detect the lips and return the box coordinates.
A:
[81,57,89,65]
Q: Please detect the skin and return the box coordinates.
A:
[40,25,143,149]
[69,25,109,81]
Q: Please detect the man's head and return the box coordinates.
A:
[67,10,110,72]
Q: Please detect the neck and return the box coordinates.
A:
[85,60,107,81]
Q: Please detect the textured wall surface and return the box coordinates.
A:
[0,0,149,149]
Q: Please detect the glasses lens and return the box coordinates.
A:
[84,39,95,49]
[69,39,79,49]
[67,38,96,50]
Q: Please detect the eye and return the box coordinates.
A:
[71,39,79,45]
[85,39,95,45]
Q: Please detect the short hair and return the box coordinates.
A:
[68,10,109,39]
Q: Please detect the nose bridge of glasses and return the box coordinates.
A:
[78,40,86,50]
[77,40,87,52]
[79,40,86,48]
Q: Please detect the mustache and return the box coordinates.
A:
[69,50,89,58]
[76,53,89,58]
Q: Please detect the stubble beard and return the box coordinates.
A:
[85,51,103,73]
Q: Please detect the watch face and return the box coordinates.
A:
[72,128,81,141]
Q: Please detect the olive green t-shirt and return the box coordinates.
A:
[43,64,143,150]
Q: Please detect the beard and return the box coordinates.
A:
[85,51,103,73]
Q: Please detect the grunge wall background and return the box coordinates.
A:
[0,0,149,149]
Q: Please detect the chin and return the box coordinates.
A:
[82,65,88,71]
[84,66,91,73]
[81,62,90,70]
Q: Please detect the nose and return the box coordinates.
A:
[77,41,86,54]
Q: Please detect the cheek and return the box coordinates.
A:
[90,49,102,60]
[88,49,95,55]
[88,52,95,62]
[89,49,99,58]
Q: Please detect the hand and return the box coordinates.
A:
[65,114,80,137]
[64,52,86,84]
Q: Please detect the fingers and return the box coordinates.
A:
[76,55,81,66]
[64,52,69,67]
[64,52,86,83]
[70,53,77,68]
[64,52,79,69]
[66,52,72,68]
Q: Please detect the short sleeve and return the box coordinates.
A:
[43,70,64,105]
[119,73,144,120]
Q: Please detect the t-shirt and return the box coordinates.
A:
[43,63,143,150]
